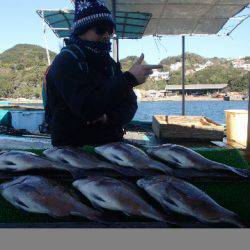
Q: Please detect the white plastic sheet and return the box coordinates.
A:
[105,0,249,34]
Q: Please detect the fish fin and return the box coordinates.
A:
[168,155,183,167]
[114,166,145,177]
[224,214,247,228]
[14,198,30,209]
[71,210,108,224]
[228,167,250,178]
[67,167,87,180]
[149,161,174,175]
[163,197,179,208]
[172,168,232,179]
[211,162,249,178]
[123,211,131,217]
[70,211,85,217]
[90,201,105,212]
[89,213,109,225]
[160,206,200,227]
[92,194,106,203]
[150,153,182,168]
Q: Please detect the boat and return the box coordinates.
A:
[223,95,230,101]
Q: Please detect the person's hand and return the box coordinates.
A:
[128,53,163,85]
[86,114,108,125]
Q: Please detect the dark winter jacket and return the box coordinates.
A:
[45,42,138,146]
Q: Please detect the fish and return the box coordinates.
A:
[0,175,102,221]
[146,144,249,178]
[0,150,70,173]
[95,142,173,175]
[43,147,139,177]
[137,175,245,228]
[73,176,167,223]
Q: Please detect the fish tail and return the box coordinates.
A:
[114,166,145,177]
[212,162,249,178]
[87,211,109,225]
[231,168,250,178]
[223,212,247,228]
[223,165,249,178]
[229,215,247,228]
[68,167,87,180]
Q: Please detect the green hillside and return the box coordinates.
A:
[120,53,249,92]
[0,44,249,98]
[0,44,56,98]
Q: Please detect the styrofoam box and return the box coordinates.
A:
[10,110,45,133]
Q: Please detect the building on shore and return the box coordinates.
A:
[149,69,170,81]
[165,84,228,95]
[232,58,250,71]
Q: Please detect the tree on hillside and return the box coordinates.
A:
[0,45,249,98]
[0,44,56,99]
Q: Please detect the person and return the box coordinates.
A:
[45,0,162,147]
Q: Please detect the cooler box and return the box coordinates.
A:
[10,110,45,133]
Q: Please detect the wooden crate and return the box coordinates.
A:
[152,115,224,141]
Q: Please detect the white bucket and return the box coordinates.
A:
[10,110,45,133]
[225,109,248,148]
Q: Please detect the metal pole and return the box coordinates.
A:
[247,72,250,150]
[111,0,119,62]
[41,10,51,65]
[182,35,186,116]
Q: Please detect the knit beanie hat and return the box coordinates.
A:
[72,0,115,36]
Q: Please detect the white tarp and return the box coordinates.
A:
[105,0,249,35]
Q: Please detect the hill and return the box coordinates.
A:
[120,53,249,92]
[0,44,56,98]
[0,45,249,98]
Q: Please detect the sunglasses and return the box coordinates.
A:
[94,25,115,36]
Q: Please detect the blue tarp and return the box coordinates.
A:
[37,9,151,39]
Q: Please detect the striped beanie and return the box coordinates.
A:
[72,0,115,35]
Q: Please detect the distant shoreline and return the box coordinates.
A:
[0,95,247,104]
[139,95,247,102]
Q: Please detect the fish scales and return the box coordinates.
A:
[0,175,102,221]
[95,142,173,174]
[147,144,250,178]
[137,175,245,228]
[43,147,136,177]
[73,176,167,223]
[0,150,68,172]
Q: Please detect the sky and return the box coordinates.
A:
[0,0,250,64]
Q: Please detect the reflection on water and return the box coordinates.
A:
[15,101,248,125]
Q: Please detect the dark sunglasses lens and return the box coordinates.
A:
[95,26,114,35]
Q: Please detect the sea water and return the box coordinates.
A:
[134,100,248,125]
